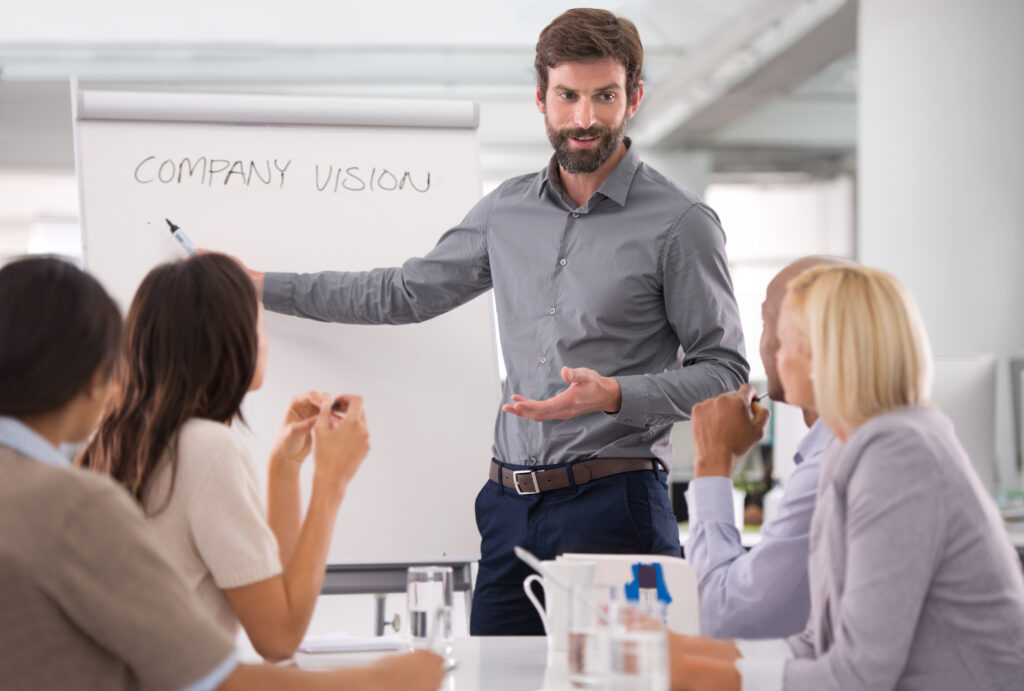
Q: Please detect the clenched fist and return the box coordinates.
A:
[690,383,770,478]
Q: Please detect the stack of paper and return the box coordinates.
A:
[298,631,406,654]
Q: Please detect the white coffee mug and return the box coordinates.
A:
[523,560,596,652]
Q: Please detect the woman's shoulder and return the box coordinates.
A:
[177,418,250,457]
[849,405,952,449]
[173,418,255,482]
[836,406,957,485]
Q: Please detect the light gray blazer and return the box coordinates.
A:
[783,406,1024,690]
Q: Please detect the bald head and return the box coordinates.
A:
[760,256,850,402]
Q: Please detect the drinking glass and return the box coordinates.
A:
[407,565,453,654]
[608,601,669,691]
[568,584,613,688]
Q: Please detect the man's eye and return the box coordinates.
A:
[559,92,577,100]
[598,93,616,102]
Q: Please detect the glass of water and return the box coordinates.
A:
[608,601,669,691]
[407,565,453,654]
[568,584,613,688]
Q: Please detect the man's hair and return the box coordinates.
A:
[535,8,644,100]
[785,264,933,435]
[0,256,122,416]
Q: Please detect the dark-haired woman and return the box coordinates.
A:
[0,256,443,690]
[82,254,371,662]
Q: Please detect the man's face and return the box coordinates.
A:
[760,274,787,401]
[536,58,641,174]
[775,295,815,414]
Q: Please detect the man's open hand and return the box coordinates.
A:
[691,383,770,478]
[502,366,622,422]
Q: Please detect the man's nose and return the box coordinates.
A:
[572,99,597,129]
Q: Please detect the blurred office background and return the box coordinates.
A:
[1,0,1021,500]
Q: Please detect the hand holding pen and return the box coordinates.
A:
[311,395,370,493]
[690,383,772,479]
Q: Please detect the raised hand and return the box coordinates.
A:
[690,383,770,478]
[502,366,622,422]
[311,394,370,493]
[269,391,329,469]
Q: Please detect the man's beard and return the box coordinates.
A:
[545,113,627,174]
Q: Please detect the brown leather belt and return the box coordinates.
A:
[489,458,659,495]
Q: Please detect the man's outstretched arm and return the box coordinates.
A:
[208,193,495,326]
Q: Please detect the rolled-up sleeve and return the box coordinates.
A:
[613,204,748,427]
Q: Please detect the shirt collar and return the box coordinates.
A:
[0,416,70,467]
[537,137,640,209]
[793,417,834,467]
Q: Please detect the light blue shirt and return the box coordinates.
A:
[684,418,834,638]
[0,415,69,467]
[179,654,237,691]
[0,415,239,691]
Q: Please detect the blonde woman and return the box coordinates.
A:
[669,265,1024,691]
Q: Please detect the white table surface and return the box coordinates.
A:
[296,636,565,691]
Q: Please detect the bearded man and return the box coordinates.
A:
[233,8,748,635]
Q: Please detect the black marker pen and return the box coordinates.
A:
[166,219,197,256]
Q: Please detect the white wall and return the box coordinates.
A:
[639,148,713,197]
[859,0,1024,491]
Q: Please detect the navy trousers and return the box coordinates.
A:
[469,459,681,636]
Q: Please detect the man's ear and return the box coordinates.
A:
[627,80,645,119]
[535,85,546,114]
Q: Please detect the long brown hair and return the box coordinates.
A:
[79,254,258,510]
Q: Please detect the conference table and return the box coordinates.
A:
[296,636,566,690]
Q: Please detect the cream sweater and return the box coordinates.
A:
[143,418,282,638]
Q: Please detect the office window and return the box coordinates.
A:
[694,173,855,485]
[707,174,855,382]
[0,171,80,266]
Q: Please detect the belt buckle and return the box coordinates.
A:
[512,469,540,495]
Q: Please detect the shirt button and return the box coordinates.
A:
[548,307,556,316]
[528,457,538,465]
[539,356,547,364]
[559,258,567,266]
[572,212,580,218]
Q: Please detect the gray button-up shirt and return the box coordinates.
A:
[264,142,748,467]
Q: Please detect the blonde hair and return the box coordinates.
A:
[785,265,933,435]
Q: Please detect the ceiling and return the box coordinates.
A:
[0,0,856,178]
